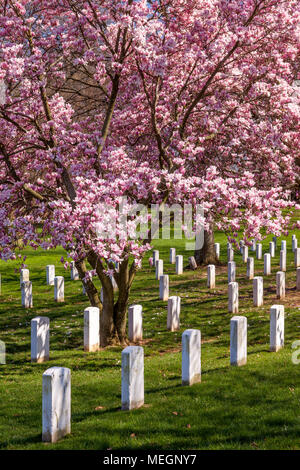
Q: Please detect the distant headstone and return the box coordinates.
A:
[189,256,197,270]
[269,241,275,258]
[256,243,262,260]
[153,250,159,265]
[227,248,234,262]
[292,236,298,253]
[169,248,176,264]
[70,261,79,281]
[242,246,248,263]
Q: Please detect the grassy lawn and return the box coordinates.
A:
[0,221,300,450]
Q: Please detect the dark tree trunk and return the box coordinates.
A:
[194,227,218,265]
[76,255,134,347]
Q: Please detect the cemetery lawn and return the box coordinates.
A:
[0,219,300,450]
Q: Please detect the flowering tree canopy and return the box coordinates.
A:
[0,0,300,344]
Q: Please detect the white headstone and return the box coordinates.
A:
[176,255,183,275]
[84,307,100,351]
[153,250,159,265]
[21,281,33,308]
[182,329,201,386]
[276,271,285,300]
[121,346,144,410]
[70,261,79,281]
[230,316,247,366]
[155,259,163,280]
[228,261,236,283]
[228,282,239,313]
[270,305,284,352]
[246,257,254,280]
[239,240,245,254]
[251,239,256,251]
[214,243,220,260]
[292,237,298,253]
[207,265,216,289]
[294,248,300,268]
[280,250,286,272]
[269,241,275,258]
[281,240,287,252]
[42,367,71,443]
[128,305,143,342]
[20,268,29,287]
[227,248,234,262]
[264,253,271,276]
[253,276,263,307]
[111,275,118,292]
[242,246,248,263]
[256,243,262,260]
[169,248,176,264]
[54,276,64,302]
[189,256,197,270]
[167,296,181,331]
[46,265,55,286]
[31,317,49,363]
[0,340,5,365]
[272,236,277,250]
[159,275,169,301]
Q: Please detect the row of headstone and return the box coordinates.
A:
[42,303,285,443]
[30,295,183,361]
[21,276,65,308]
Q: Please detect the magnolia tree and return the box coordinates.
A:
[0,0,300,345]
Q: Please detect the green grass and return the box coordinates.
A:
[1,222,300,450]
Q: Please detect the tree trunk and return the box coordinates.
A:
[194,227,218,265]
[76,255,134,347]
